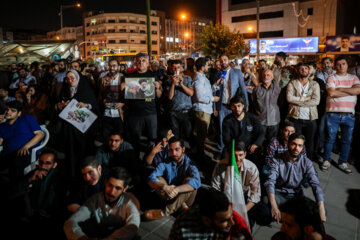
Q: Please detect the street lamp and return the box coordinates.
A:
[59,3,81,39]
[184,32,190,53]
[180,13,187,20]
[248,26,253,32]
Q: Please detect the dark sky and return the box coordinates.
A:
[0,0,216,32]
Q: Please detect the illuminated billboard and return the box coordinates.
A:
[325,35,360,52]
[249,37,319,54]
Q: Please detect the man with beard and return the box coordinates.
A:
[126,53,162,152]
[316,57,336,84]
[212,54,249,160]
[138,78,148,98]
[277,196,335,240]
[96,131,137,176]
[64,167,140,240]
[264,121,306,175]
[165,59,194,142]
[222,96,265,162]
[0,87,15,114]
[252,69,281,142]
[286,63,320,161]
[169,188,252,240]
[10,149,66,240]
[9,68,37,90]
[99,59,125,141]
[51,59,68,100]
[66,156,108,214]
[144,137,201,221]
[262,133,326,226]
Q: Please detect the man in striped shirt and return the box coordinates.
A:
[321,56,360,173]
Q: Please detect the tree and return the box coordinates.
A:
[200,22,249,59]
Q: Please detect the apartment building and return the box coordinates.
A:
[83,10,160,59]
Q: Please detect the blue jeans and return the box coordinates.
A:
[324,113,355,164]
[217,106,233,153]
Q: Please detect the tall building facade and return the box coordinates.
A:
[47,26,83,41]
[217,0,339,39]
[83,10,160,59]
[164,17,211,53]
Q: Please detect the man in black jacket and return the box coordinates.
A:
[222,96,265,161]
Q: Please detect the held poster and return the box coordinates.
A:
[59,99,97,133]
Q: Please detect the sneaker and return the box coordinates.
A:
[338,163,352,174]
[321,161,331,171]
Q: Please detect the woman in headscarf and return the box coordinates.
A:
[57,69,99,179]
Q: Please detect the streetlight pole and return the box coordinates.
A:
[59,3,81,39]
[256,0,260,64]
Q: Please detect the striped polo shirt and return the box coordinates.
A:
[326,73,360,113]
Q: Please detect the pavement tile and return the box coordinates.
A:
[325,222,356,240]
[324,204,357,231]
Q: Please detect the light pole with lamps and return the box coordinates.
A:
[59,3,81,39]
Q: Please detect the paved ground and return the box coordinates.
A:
[138,141,360,240]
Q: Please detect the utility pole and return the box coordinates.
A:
[256,0,260,64]
[146,0,152,59]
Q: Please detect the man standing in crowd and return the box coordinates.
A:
[286,63,320,161]
[252,69,281,142]
[99,59,125,141]
[126,53,162,151]
[316,57,336,84]
[192,57,219,163]
[272,52,295,121]
[263,133,326,225]
[321,56,360,173]
[64,167,140,240]
[165,59,194,141]
[51,59,68,100]
[212,54,249,160]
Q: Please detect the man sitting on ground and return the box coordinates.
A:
[278,196,335,240]
[144,137,201,220]
[212,141,261,228]
[169,188,252,240]
[263,133,326,225]
[64,167,140,240]
[0,100,43,180]
[66,156,108,214]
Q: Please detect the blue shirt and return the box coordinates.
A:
[0,115,41,153]
[148,154,201,189]
[165,75,193,112]
[264,153,324,202]
[192,72,214,114]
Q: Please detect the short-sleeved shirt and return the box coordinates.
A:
[0,115,41,153]
[165,75,193,112]
[326,74,360,113]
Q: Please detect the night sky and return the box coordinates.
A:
[0,0,216,32]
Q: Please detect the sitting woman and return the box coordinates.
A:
[57,69,99,179]
[25,84,48,125]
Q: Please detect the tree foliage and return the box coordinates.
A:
[200,22,249,59]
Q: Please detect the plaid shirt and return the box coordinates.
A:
[265,137,306,166]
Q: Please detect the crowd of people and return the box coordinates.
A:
[0,51,359,239]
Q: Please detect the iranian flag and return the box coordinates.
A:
[224,140,250,228]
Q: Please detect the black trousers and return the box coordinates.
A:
[102,116,124,141]
[169,111,193,141]
[289,118,317,160]
[127,114,157,151]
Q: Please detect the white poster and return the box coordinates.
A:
[59,99,97,133]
